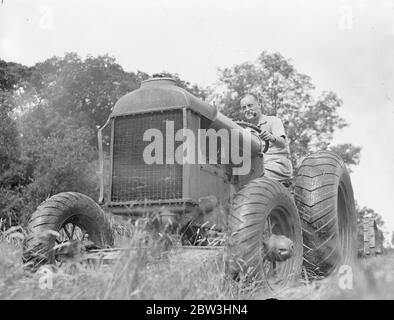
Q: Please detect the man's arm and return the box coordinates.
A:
[260,131,287,148]
[260,117,288,149]
[271,134,287,148]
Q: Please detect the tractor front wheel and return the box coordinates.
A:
[227,177,303,292]
[23,192,114,269]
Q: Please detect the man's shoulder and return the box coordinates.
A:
[259,115,283,125]
[268,115,283,122]
[260,115,286,137]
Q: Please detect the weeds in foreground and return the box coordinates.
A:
[0,221,394,299]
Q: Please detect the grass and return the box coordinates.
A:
[0,221,394,300]
[278,251,394,299]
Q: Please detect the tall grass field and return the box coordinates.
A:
[0,218,393,300]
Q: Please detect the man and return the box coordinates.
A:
[240,93,293,182]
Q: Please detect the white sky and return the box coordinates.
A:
[1,0,394,234]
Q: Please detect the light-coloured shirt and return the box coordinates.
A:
[258,115,293,181]
[258,115,290,156]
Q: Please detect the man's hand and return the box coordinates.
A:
[260,130,276,143]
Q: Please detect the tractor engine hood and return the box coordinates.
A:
[111,77,217,120]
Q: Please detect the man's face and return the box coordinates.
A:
[240,95,261,121]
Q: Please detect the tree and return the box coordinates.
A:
[25,53,144,137]
[0,60,32,226]
[214,51,360,169]
[330,143,362,173]
[0,60,31,92]
[22,122,98,213]
[0,60,31,187]
[0,93,19,176]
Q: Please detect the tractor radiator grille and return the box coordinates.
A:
[111,110,183,202]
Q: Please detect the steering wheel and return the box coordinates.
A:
[235,121,269,154]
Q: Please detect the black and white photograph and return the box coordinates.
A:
[0,0,393,302]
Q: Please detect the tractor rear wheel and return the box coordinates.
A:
[228,177,303,292]
[23,192,114,269]
[294,151,357,276]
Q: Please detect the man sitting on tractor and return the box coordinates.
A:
[240,93,293,183]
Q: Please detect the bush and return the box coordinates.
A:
[0,188,25,228]
[20,123,99,221]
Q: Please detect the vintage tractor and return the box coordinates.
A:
[22,77,357,290]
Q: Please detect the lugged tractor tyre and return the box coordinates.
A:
[228,177,303,291]
[23,192,114,268]
[294,151,357,276]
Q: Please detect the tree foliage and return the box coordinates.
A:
[329,143,362,173]
[25,53,144,134]
[22,124,98,211]
[19,55,207,141]
[0,60,31,185]
[0,60,31,225]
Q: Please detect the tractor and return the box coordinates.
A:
[22,77,357,291]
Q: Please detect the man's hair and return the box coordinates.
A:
[241,93,260,104]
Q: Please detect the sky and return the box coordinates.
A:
[1,0,394,235]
